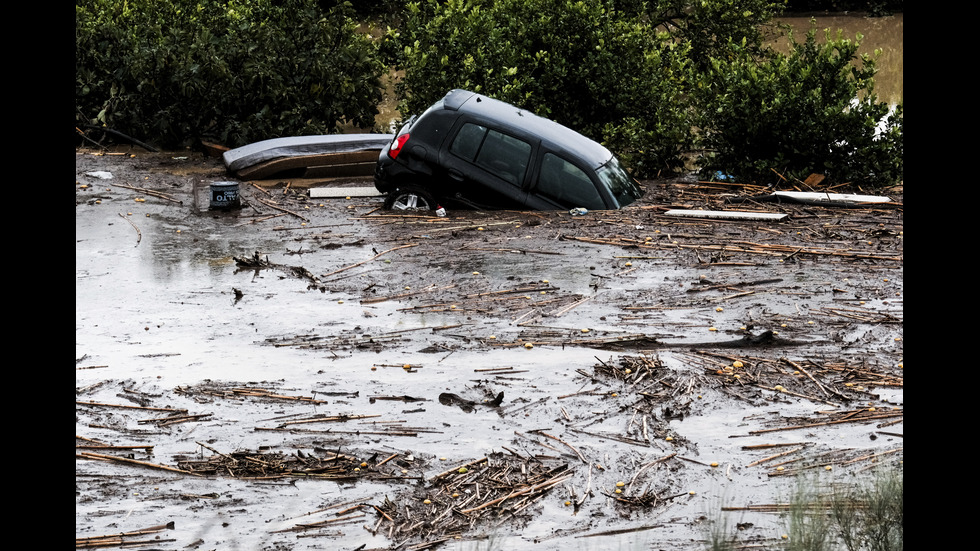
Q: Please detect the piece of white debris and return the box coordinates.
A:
[85,171,114,180]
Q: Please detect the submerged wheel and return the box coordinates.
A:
[385,186,436,211]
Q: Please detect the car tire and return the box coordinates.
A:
[385,186,437,211]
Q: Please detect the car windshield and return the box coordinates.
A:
[597,157,643,208]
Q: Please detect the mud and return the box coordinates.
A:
[76,147,903,550]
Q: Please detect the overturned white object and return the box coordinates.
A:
[664,209,788,221]
[309,186,383,198]
[222,134,393,172]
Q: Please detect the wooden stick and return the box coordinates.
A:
[195,441,238,465]
[746,445,807,467]
[740,442,810,450]
[749,411,903,435]
[321,243,418,277]
[430,457,489,481]
[141,413,212,426]
[117,212,142,245]
[230,388,328,403]
[360,283,456,304]
[75,445,154,451]
[75,522,175,544]
[841,447,903,465]
[550,296,592,317]
[254,197,310,222]
[112,183,182,204]
[530,430,586,462]
[628,453,676,492]
[372,504,393,522]
[76,400,187,413]
[781,357,833,398]
[78,451,200,476]
[460,472,573,514]
[280,414,381,427]
[376,452,399,467]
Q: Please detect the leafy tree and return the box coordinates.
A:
[694,25,903,187]
[76,0,385,148]
[641,0,788,70]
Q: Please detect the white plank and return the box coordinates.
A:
[664,209,788,221]
[309,186,383,198]
[773,191,890,203]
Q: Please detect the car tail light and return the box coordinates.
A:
[388,133,411,160]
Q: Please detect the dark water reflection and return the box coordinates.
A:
[775,13,903,106]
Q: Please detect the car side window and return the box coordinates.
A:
[450,123,531,187]
[449,122,486,161]
[536,153,604,209]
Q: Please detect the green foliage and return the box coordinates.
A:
[832,468,903,551]
[785,476,833,551]
[703,468,903,551]
[645,0,788,71]
[390,0,697,177]
[75,0,385,148]
[694,25,903,187]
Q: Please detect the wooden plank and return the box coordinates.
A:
[302,162,376,178]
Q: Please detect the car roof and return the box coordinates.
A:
[442,89,613,170]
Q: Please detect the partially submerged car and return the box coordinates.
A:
[374,89,643,211]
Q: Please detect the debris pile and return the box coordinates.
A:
[176,445,377,481]
[374,452,571,547]
[679,350,904,407]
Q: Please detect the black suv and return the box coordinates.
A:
[374,89,644,211]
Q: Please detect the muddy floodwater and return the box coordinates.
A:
[76,149,903,550]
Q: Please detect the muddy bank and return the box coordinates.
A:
[76,147,902,550]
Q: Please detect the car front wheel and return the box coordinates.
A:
[385,186,436,211]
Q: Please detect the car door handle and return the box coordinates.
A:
[448,169,464,182]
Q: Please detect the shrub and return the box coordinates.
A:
[703,468,903,551]
[75,0,385,148]
[694,25,903,188]
[832,467,903,550]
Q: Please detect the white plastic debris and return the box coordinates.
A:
[308,187,382,198]
[84,171,114,180]
[772,191,890,204]
[664,209,788,221]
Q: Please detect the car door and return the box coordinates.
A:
[439,120,532,209]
